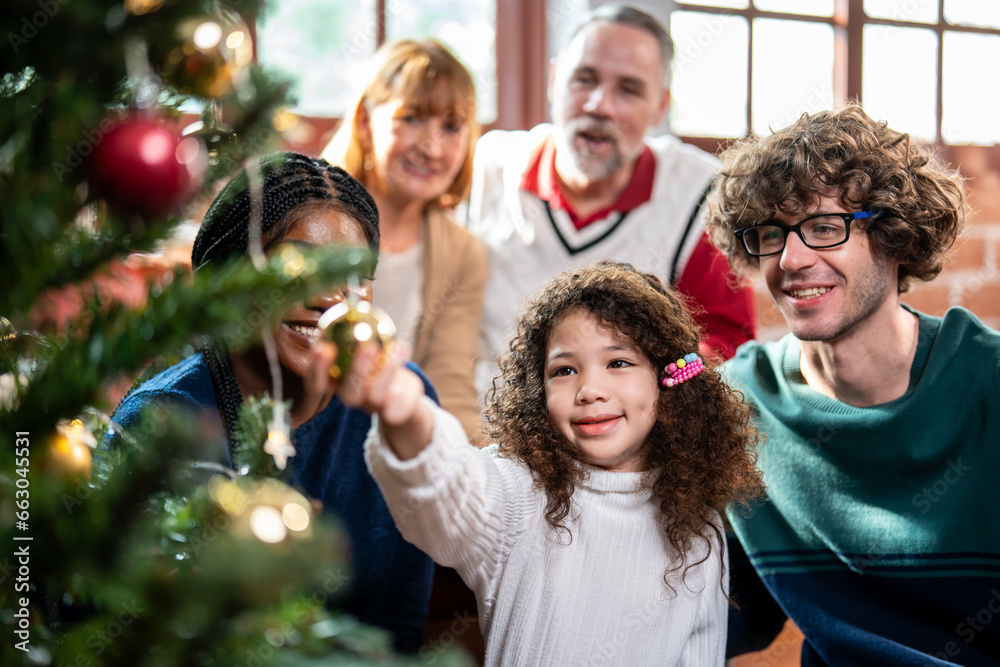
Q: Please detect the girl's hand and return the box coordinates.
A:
[333,341,434,460]
[306,340,339,397]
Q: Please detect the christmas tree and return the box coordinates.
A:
[0,1,467,665]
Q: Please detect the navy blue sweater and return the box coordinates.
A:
[106,353,436,652]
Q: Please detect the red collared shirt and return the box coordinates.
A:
[513,132,756,360]
[519,136,657,230]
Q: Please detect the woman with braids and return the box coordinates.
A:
[321,38,487,445]
[106,152,436,652]
[329,261,764,666]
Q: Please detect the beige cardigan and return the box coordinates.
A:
[411,206,488,444]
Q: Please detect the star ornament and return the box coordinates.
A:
[263,429,296,470]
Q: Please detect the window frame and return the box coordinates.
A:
[254,0,548,157]
[257,0,1000,161]
[673,0,1000,154]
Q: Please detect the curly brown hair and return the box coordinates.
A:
[704,104,967,292]
[483,261,763,588]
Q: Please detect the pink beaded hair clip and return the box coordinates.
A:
[662,353,704,387]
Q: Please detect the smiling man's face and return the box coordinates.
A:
[760,195,899,342]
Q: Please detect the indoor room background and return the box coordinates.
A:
[256,0,1000,339]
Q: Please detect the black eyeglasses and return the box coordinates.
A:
[735,211,877,257]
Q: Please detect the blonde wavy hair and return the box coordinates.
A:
[704,104,967,293]
[321,38,479,209]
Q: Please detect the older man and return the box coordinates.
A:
[467,4,754,398]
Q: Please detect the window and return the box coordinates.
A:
[257,0,381,119]
[255,0,546,153]
[669,0,1000,145]
[256,0,541,127]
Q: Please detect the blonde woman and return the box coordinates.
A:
[323,38,487,445]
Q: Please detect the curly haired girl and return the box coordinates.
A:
[337,260,763,666]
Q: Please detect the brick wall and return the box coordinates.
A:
[755,145,1000,341]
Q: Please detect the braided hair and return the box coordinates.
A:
[192,152,380,447]
[193,152,379,267]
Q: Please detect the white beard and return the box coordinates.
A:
[555,117,625,183]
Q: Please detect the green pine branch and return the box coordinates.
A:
[1,246,375,441]
[0,222,174,317]
[1,0,287,315]
[0,2,476,665]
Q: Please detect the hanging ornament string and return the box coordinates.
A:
[346,273,361,308]
[245,160,295,471]
[245,160,266,272]
[123,36,160,110]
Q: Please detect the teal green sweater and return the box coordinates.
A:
[724,306,1000,666]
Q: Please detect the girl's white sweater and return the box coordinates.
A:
[364,401,727,666]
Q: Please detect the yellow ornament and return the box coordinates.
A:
[123,0,166,15]
[318,300,396,380]
[47,419,95,480]
[156,9,253,98]
[207,476,315,544]
[0,317,15,359]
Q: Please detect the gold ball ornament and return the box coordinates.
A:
[318,301,396,380]
[0,317,16,360]
[196,476,347,605]
[207,476,315,544]
[156,10,253,98]
[47,419,96,480]
[123,0,166,15]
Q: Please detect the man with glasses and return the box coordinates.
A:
[705,104,1000,666]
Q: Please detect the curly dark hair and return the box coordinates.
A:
[704,104,967,292]
[483,261,763,588]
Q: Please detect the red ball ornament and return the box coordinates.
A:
[89,116,207,219]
